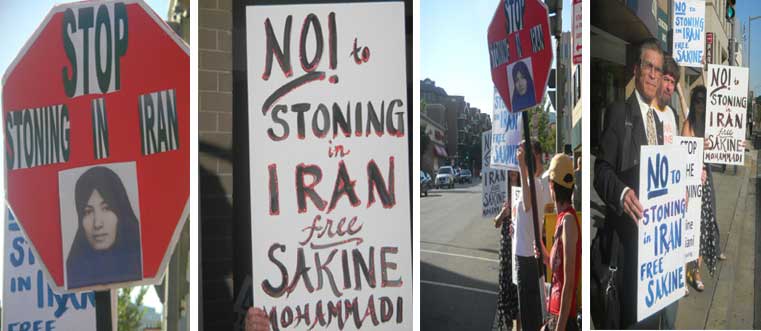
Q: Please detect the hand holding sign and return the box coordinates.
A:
[623,189,644,224]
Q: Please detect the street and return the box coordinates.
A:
[420,177,503,330]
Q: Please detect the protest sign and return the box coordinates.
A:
[637,145,687,321]
[672,0,705,67]
[675,136,703,262]
[491,87,522,170]
[246,3,411,330]
[483,131,507,218]
[3,209,97,331]
[2,0,190,291]
[511,187,522,286]
[705,64,748,165]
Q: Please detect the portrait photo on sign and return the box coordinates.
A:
[507,58,537,112]
[58,162,143,290]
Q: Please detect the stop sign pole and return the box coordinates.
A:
[488,0,554,278]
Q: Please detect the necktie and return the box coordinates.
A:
[646,107,657,145]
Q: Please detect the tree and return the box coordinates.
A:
[525,96,555,158]
[119,286,150,331]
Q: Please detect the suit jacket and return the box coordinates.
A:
[593,93,661,328]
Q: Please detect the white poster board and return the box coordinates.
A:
[246,3,411,330]
[491,87,522,170]
[672,0,705,67]
[705,64,748,165]
[483,131,507,218]
[675,136,702,262]
[3,209,97,331]
[511,187,522,286]
[637,145,687,321]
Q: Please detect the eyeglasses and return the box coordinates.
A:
[640,59,663,75]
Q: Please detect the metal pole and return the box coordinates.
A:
[95,290,113,331]
[521,110,545,279]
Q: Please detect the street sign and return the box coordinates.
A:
[573,0,582,65]
[2,0,189,291]
[706,32,714,64]
[488,0,553,112]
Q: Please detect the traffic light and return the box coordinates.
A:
[726,0,736,20]
[546,0,563,37]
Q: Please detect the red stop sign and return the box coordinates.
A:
[488,0,553,112]
[2,0,188,291]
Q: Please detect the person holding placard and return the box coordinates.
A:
[681,86,724,291]
[514,140,551,331]
[494,170,522,331]
[593,38,665,328]
[544,154,580,331]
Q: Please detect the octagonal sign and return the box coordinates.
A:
[488,0,553,112]
[2,0,189,291]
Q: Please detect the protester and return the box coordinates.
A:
[655,55,683,330]
[246,307,270,331]
[544,154,580,331]
[495,170,522,330]
[593,38,665,328]
[681,85,725,292]
[514,140,551,331]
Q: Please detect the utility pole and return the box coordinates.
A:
[548,0,563,153]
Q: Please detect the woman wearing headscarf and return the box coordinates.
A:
[511,60,537,112]
[66,166,142,289]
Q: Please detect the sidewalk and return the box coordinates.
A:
[674,149,758,329]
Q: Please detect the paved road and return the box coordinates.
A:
[420,177,503,331]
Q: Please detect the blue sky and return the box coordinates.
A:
[421,0,573,116]
[737,0,761,95]
[0,0,170,314]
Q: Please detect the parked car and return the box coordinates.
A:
[459,169,472,184]
[420,171,433,196]
[436,166,455,189]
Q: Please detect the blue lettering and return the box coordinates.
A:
[647,153,669,198]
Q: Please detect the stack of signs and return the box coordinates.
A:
[246,3,411,330]
[675,137,703,263]
[482,131,507,218]
[705,64,749,165]
[491,87,522,170]
[3,209,96,331]
[2,0,189,292]
[637,145,687,321]
[672,0,705,67]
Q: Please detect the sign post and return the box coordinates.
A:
[246,3,411,330]
[2,0,190,299]
[488,0,553,275]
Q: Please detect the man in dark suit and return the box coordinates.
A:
[593,38,664,329]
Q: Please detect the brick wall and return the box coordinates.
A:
[199,0,234,329]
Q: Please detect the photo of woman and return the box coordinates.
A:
[509,59,537,112]
[66,166,142,289]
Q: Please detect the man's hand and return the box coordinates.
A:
[517,142,527,170]
[622,189,644,224]
[246,307,271,331]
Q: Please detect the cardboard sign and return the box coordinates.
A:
[672,0,705,67]
[3,209,97,331]
[483,131,507,218]
[491,87,522,169]
[2,0,190,291]
[488,0,553,112]
[637,145,687,321]
[246,3,411,330]
[675,136,702,262]
[705,64,748,165]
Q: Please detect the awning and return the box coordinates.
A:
[434,145,448,157]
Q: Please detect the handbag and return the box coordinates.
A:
[590,225,623,329]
